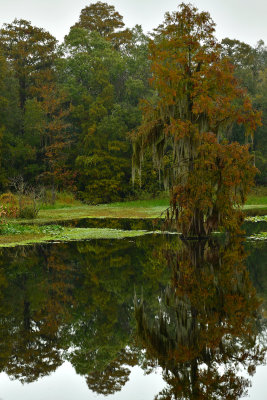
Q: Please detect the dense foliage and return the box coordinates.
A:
[0,2,266,205]
[132,4,261,234]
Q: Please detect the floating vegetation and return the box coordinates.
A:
[245,215,267,222]
[247,232,267,241]
[0,226,150,247]
[39,225,64,235]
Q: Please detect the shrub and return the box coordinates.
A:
[18,205,39,219]
[0,192,19,218]
[56,191,77,204]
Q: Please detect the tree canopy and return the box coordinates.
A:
[71,1,132,50]
[0,2,265,205]
[132,3,261,235]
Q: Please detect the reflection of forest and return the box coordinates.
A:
[0,236,265,398]
[0,236,168,389]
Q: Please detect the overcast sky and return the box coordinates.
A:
[0,0,265,46]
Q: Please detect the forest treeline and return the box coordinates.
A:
[0,1,266,204]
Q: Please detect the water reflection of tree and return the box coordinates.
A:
[85,347,138,395]
[246,241,267,314]
[0,236,167,391]
[64,237,167,393]
[0,244,74,382]
[0,236,265,398]
[135,237,266,399]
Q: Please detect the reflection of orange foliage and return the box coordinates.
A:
[170,239,260,353]
[135,237,265,399]
[172,346,197,363]
[39,249,74,334]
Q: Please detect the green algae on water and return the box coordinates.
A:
[0,227,149,248]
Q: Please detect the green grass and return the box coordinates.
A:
[39,198,82,210]
[10,197,267,224]
[245,196,267,205]
[40,203,77,210]
[0,187,266,248]
[15,201,170,224]
[246,186,267,205]
[0,186,265,226]
[110,198,169,208]
[1,193,267,247]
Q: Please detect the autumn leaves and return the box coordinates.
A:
[133,4,261,235]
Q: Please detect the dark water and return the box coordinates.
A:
[39,216,267,235]
[0,232,266,399]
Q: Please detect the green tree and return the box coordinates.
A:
[0,19,57,113]
[221,38,267,185]
[0,19,59,183]
[0,50,24,188]
[71,1,132,50]
[59,24,154,203]
[59,29,130,202]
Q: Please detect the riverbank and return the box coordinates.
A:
[13,196,267,224]
[0,193,266,247]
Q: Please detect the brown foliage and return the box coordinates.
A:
[132,3,261,235]
[135,238,265,399]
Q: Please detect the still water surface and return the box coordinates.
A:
[0,231,266,399]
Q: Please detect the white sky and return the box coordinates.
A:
[0,0,265,46]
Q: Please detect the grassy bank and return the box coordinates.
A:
[20,196,267,224]
[0,189,265,247]
[16,199,170,224]
[246,186,267,205]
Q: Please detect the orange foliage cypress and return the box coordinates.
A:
[132,3,261,235]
